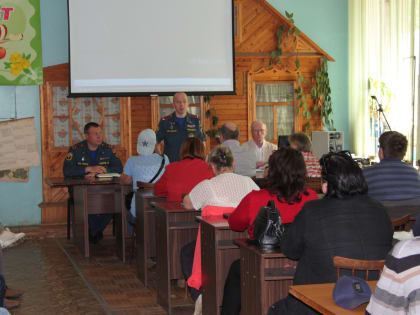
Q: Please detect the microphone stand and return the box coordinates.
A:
[371,96,392,133]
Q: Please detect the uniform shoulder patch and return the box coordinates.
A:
[71,141,85,150]
[188,114,198,119]
[65,152,73,161]
[102,142,112,149]
[162,114,172,120]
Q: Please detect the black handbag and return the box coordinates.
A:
[250,200,285,250]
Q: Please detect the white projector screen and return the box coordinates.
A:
[68,0,235,96]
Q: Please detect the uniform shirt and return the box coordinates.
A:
[221,140,257,177]
[363,158,420,201]
[153,158,214,202]
[123,153,169,217]
[366,237,420,315]
[156,112,206,163]
[229,188,318,239]
[189,172,259,210]
[63,140,123,177]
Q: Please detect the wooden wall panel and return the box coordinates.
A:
[130,96,152,155]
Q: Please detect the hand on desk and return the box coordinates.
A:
[256,161,266,168]
[86,166,107,174]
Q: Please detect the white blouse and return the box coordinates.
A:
[189,172,260,210]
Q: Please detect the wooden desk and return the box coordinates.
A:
[135,188,165,287]
[289,281,377,315]
[46,177,130,262]
[235,239,297,315]
[154,201,200,314]
[197,216,248,315]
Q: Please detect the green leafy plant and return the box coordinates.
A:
[269,11,334,132]
[204,96,219,139]
[311,57,334,130]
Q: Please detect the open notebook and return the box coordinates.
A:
[96,173,121,178]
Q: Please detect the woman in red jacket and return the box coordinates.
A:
[222,147,319,315]
[154,137,214,201]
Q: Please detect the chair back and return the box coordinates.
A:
[333,256,385,280]
[391,215,411,231]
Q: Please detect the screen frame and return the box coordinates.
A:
[67,0,236,98]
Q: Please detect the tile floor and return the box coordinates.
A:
[3,226,194,315]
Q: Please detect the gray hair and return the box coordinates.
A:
[208,146,234,171]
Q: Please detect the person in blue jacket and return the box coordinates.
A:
[156,92,206,162]
[63,122,123,243]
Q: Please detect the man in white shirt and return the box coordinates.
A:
[242,120,277,168]
[219,122,257,177]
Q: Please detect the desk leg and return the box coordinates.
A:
[73,185,89,258]
[115,186,126,263]
[201,222,218,315]
[155,208,171,314]
[137,197,148,287]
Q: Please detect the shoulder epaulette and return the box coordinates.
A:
[162,114,172,120]
[188,114,198,119]
[71,141,85,150]
[101,142,113,149]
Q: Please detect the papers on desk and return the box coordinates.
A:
[393,230,414,241]
[96,173,121,178]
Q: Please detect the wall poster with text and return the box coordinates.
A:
[0,0,42,85]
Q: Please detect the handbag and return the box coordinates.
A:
[249,200,285,250]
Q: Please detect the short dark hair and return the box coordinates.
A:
[219,124,239,140]
[84,122,100,134]
[320,151,368,199]
[180,137,206,160]
[266,147,308,203]
[379,131,407,160]
[289,133,312,152]
[208,145,234,172]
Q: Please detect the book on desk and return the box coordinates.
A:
[96,173,121,178]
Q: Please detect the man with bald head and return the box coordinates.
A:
[242,120,277,168]
[219,122,257,177]
[156,92,206,162]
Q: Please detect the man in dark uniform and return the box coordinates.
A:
[156,92,206,162]
[63,122,123,243]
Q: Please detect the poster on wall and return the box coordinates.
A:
[0,0,42,85]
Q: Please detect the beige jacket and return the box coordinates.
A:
[242,139,277,164]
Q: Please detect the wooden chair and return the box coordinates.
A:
[391,215,411,231]
[333,256,386,280]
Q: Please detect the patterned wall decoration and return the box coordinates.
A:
[52,86,121,147]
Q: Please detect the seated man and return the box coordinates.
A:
[242,120,277,169]
[289,132,321,177]
[63,122,123,243]
[120,129,169,224]
[366,235,420,314]
[363,131,420,205]
[219,122,257,177]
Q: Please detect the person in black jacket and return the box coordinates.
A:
[267,151,393,315]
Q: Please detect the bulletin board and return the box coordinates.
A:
[0,0,43,85]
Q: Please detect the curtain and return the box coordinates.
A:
[349,0,418,159]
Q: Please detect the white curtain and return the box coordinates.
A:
[349,0,418,159]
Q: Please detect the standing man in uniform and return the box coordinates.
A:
[156,92,206,163]
[63,122,123,243]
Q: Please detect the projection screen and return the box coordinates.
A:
[68,0,235,96]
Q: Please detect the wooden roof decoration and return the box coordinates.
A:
[235,0,334,62]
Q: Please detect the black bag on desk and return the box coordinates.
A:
[250,200,284,250]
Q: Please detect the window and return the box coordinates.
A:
[255,82,295,141]
[52,86,122,147]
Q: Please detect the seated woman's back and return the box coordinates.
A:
[154,138,214,201]
[228,147,318,239]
